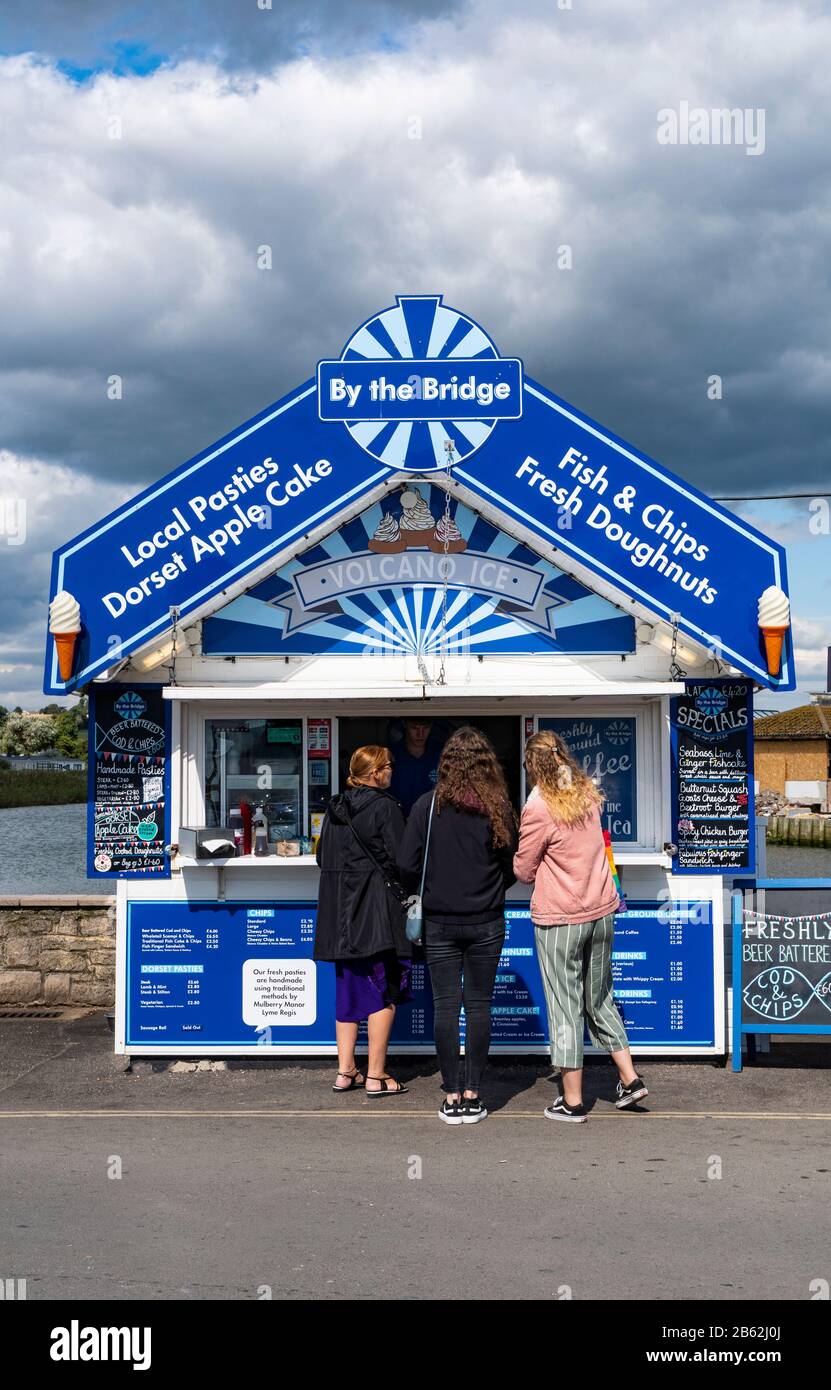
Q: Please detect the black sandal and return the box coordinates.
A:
[332,1069,365,1092]
[366,1075,409,1098]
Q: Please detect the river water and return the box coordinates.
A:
[1,803,831,896]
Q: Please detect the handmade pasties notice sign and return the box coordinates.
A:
[88,686,170,877]
[670,680,754,874]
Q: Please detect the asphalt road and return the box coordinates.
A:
[1,1014,829,1301]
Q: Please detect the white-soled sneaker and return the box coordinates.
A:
[615,1074,648,1109]
[460,1096,488,1124]
[438,1099,464,1125]
[544,1095,588,1123]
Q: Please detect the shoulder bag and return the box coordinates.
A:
[341,801,407,905]
[404,794,435,945]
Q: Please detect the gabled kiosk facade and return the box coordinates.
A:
[44,296,794,1057]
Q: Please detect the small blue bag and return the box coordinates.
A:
[405,794,435,944]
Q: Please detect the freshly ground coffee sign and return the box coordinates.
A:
[45,295,793,694]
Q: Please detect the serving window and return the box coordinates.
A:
[203,716,332,845]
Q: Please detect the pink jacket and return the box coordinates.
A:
[513,788,620,926]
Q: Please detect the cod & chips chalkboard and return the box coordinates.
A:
[670,679,754,874]
[732,880,831,1070]
[87,685,171,878]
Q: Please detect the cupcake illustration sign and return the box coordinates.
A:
[202,488,635,658]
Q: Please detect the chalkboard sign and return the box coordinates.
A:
[540,716,637,843]
[670,679,754,874]
[732,880,831,1070]
[87,685,170,878]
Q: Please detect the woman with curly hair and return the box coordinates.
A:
[397,725,517,1125]
[514,730,647,1123]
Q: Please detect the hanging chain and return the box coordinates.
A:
[668,611,686,682]
[167,605,180,686]
[436,440,455,686]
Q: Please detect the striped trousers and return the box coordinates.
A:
[534,914,629,1069]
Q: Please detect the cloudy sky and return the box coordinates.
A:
[1,0,829,710]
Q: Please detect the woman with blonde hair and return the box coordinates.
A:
[398,726,518,1125]
[514,730,648,1121]
[314,745,411,1096]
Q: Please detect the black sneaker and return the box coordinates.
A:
[438,1098,464,1125]
[544,1095,587,1123]
[616,1074,648,1109]
[460,1096,488,1124]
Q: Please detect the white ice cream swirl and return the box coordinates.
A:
[400,488,435,531]
[373,514,400,541]
[435,514,462,543]
[758,585,790,628]
[49,590,81,634]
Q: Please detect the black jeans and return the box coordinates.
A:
[424,916,505,1094]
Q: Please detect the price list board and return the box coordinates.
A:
[670,679,755,875]
[120,897,720,1055]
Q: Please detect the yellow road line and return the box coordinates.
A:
[0,1109,830,1120]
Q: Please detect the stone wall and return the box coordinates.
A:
[0,896,115,1006]
[766,815,831,847]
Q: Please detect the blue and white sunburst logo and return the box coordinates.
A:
[695,686,728,717]
[114,690,146,720]
[317,295,523,473]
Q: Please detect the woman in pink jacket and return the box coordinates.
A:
[514,731,648,1122]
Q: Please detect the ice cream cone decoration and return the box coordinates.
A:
[757,585,790,677]
[49,590,82,682]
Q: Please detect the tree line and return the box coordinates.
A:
[0,698,88,761]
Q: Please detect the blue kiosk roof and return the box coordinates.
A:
[44,295,794,694]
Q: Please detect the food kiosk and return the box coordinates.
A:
[43,295,794,1058]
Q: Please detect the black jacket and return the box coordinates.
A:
[397,792,518,927]
[314,786,409,961]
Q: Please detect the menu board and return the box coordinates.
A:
[737,889,831,1032]
[670,680,755,874]
[88,685,170,878]
[121,898,718,1053]
[540,716,637,842]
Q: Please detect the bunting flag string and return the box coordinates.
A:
[745,909,831,927]
[95,842,164,853]
[96,751,165,765]
[94,799,164,813]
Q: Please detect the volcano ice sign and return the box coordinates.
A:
[670,680,755,874]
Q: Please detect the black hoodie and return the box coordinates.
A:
[313,786,409,961]
[397,791,518,927]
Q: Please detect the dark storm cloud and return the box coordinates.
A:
[0,0,465,73]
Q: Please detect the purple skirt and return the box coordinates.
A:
[335,951,413,1023]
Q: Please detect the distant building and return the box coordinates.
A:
[3,751,86,773]
[754,693,831,807]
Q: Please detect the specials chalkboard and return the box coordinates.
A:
[87,685,170,878]
[670,680,754,874]
[732,882,831,1069]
